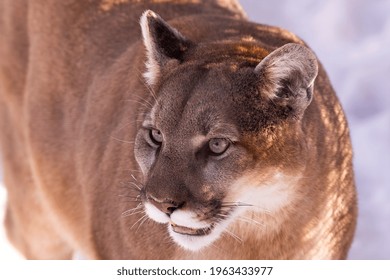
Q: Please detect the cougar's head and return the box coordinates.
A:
[133,10,318,251]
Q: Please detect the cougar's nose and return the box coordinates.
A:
[148,196,183,216]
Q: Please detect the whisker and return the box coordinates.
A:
[131,213,148,230]
[238,216,265,229]
[118,184,142,195]
[118,168,142,173]
[118,194,142,201]
[123,201,142,209]
[137,73,159,104]
[245,205,272,214]
[122,203,144,217]
[136,215,150,233]
[216,213,228,218]
[114,120,141,134]
[110,136,135,144]
[224,229,243,244]
[137,71,159,104]
[128,181,142,191]
[122,209,145,218]
[215,213,229,222]
[120,199,143,205]
[124,98,154,109]
[130,174,140,183]
[221,201,272,214]
[221,202,253,207]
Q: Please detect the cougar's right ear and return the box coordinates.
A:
[140,10,193,86]
[254,43,319,119]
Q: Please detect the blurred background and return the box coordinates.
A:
[1,0,389,259]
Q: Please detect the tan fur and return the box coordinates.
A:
[0,0,356,259]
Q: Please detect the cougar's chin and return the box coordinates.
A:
[167,223,223,251]
[144,202,232,251]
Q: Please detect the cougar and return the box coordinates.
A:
[0,0,357,259]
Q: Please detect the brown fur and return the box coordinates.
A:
[0,0,356,259]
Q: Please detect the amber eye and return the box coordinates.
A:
[149,129,163,145]
[208,138,230,155]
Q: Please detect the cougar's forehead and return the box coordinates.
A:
[151,66,240,137]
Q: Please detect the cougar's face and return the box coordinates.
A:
[133,11,315,251]
[134,65,302,251]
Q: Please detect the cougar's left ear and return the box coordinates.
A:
[140,10,193,85]
[255,43,319,119]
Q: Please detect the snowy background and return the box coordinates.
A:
[1,0,389,259]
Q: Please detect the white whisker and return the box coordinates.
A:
[110,136,135,144]
[239,216,265,229]
[224,229,243,243]
[118,194,141,201]
[137,71,159,105]
[131,214,148,230]
[130,174,140,182]
[124,98,154,109]
[136,215,150,232]
[129,181,141,191]
[122,204,143,217]
[236,202,272,214]
[122,209,145,218]
[114,120,141,134]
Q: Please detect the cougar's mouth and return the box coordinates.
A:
[170,222,214,236]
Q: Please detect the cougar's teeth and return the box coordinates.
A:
[170,222,213,236]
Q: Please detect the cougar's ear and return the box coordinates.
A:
[255,43,319,119]
[140,10,193,85]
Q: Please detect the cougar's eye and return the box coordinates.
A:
[208,138,230,156]
[149,129,163,146]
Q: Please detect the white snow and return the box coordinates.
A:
[0,183,24,260]
[1,0,389,259]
